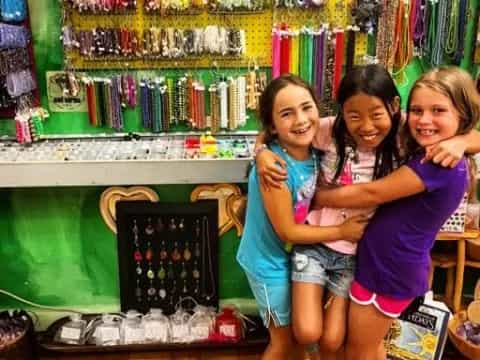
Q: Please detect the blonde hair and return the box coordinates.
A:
[407,67,480,136]
[407,67,480,200]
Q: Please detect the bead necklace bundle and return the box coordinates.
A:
[140,77,171,132]
[474,12,480,64]
[274,0,326,9]
[370,0,472,71]
[245,69,265,111]
[5,69,36,98]
[0,48,30,77]
[145,0,265,13]
[272,24,339,114]
[137,74,249,132]
[145,0,205,13]
[412,0,426,54]
[0,17,38,117]
[174,76,187,124]
[72,26,246,59]
[84,75,135,129]
[0,23,30,49]
[186,75,207,129]
[445,0,469,64]
[66,0,137,13]
[428,0,448,66]
[391,0,413,80]
[345,26,358,72]
[375,0,397,72]
[15,105,49,144]
[209,0,265,11]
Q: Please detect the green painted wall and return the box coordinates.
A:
[0,0,478,315]
[0,185,251,310]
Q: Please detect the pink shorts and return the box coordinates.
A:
[349,281,413,318]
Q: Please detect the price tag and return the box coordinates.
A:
[171,324,189,342]
[191,325,210,340]
[60,326,81,340]
[124,327,144,343]
[144,322,168,342]
[219,324,236,338]
[100,327,120,343]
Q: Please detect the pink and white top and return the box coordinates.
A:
[308,116,377,255]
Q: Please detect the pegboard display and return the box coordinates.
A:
[64,0,367,70]
[65,5,273,68]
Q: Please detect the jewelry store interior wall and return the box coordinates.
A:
[0,0,478,329]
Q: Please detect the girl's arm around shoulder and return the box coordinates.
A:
[423,129,480,167]
[312,116,336,150]
[260,183,367,244]
[314,165,426,209]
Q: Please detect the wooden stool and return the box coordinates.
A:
[429,252,457,308]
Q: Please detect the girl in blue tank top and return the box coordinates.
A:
[236,74,368,360]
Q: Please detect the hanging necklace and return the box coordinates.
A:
[200,216,215,301]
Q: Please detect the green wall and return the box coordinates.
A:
[0,185,251,310]
[0,0,478,317]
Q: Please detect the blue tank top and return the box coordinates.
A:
[236,143,317,283]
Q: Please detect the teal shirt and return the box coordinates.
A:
[236,143,317,284]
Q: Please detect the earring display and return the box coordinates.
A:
[116,200,218,314]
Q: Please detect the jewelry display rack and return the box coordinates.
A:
[0,133,256,187]
[116,200,219,314]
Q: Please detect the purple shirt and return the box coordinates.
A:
[355,154,468,299]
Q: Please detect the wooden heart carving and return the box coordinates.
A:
[100,186,159,234]
[226,194,247,236]
[190,184,241,236]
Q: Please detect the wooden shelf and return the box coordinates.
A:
[436,230,480,241]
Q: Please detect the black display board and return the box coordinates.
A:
[116,201,218,314]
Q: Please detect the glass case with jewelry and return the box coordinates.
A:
[116,200,219,314]
[0,133,256,187]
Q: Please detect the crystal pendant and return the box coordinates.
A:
[147,269,155,279]
[157,266,166,280]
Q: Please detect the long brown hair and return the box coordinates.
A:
[258,74,321,145]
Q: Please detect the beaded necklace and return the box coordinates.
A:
[392,0,412,79]
[412,0,426,51]
[333,29,344,98]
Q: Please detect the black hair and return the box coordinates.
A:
[332,64,402,182]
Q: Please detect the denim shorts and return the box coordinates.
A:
[245,272,291,328]
[291,244,355,298]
